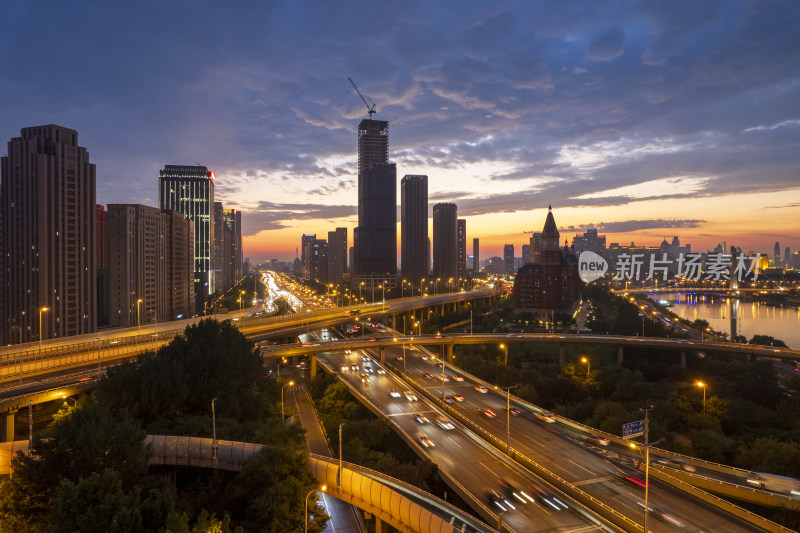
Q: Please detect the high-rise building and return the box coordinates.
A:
[213,202,225,290]
[1,125,97,344]
[107,204,193,326]
[158,165,215,311]
[573,228,606,257]
[223,208,242,286]
[401,175,428,282]
[504,244,515,274]
[530,232,542,264]
[785,247,792,266]
[310,238,328,283]
[96,204,109,327]
[473,238,480,273]
[521,244,531,265]
[354,163,396,279]
[457,219,467,280]
[301,234,316,279]
[162,209,195,320]
[774,242,781,267]
[432,203,458,280]
[327,227,347,284]
[357,119,389,174]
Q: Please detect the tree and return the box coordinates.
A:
[750,335,788,348]
[97,319,264,427]
[0,401,147,531]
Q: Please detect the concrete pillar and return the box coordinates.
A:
[310,356,317,378]
[617,346,624,365]
[559,344,565,367]
[680,350,686,369]
[391,314,396,330]
[375,516,383,533]
[2,410,16,443]
[379,347,385,365]
[446,344,453,363]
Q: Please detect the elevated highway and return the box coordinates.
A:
[0,435,498,533]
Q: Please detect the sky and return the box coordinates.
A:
[2,1,799,264]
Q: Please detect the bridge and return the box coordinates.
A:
[0,435,497,533]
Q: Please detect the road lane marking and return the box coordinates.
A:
[568,459,597,476]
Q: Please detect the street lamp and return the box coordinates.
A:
[211,397,218,468]
[696,381,706,414]
[338,422,345,489]
[304,485,327,533]
[281,380,295,423]
[137,299,143,333]
[498,385,518,455]
[630,437,666,533]
[359,281,364,302]
[500,343,507,366]
[581,356,590,377]
[240,290,246,312]
[38,307,49,350]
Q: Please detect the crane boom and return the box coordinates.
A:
[348,77,376,118]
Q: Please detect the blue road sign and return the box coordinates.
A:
[623,419,644,439]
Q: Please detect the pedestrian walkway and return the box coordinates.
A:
[288,380,366,533]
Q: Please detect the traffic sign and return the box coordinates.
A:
[622,419,644,439]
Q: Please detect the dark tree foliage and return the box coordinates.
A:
[749,334,788,348]
[0,401,149,531]
[97,319,264,427]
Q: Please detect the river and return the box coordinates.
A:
[655,294,800,349]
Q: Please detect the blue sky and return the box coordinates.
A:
[2,1,799,261]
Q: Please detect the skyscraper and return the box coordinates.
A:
[504,244,515,274]
[354,117,396,284]
[223,208,242,286]
[457,219,467,280]
[401,175,428,282]
[1,125,97,344]
[521,244,531,266]
[774,242,781,267]
[301,234,316,279]
[530,232,542,263]
[96,204,109,327]
[473,238,480,273]
[432,203,458,280]
[327,227,347,284]
[159,165,215,310]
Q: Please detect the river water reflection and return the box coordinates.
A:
[657,294,800,349]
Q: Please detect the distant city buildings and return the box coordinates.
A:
[503,244,515,274]
[457,219,467,280]
[327,227,347,284]
[472,238,480,274]
[1,125,97,344]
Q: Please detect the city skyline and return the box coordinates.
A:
[2,2,799,262]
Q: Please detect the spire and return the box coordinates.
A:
[543,208,558,235]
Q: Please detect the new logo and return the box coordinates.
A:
[578,251,608,282]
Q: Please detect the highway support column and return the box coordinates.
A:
[1,410,15,443]
[375,517,383,533]
[446,344,453,363]
[379,347,385,365]
[618,346,624,365]
[310,356,317,378]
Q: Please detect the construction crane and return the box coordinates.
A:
[348,77,376,119]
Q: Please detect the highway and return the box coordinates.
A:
[315,324,772,533]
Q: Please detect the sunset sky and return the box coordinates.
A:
[2,1,799,263]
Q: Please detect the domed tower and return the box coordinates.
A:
[540,206,561,266]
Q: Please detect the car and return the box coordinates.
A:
[423,372,434,380]
[444,396,454,404]
[453,394,464,402]
[404,391,418,401]
[414,414,429,424]
[341,365,349,372]
[437,374,450,382]
[394,356,403,361]
[350,364,358,371]
[524,483,568,511]
[436,417,454,430]
[389,389,401,398]
[417,433,435,448]
[376,368,386,374]
[359,373,369,382]
[436,362,444,368]
[452,375,464,381]
[368,338,377,342]
[486,489,515,512]
[535,411,556,423]
[584,434,610,446]
[481,408,497,418]
[612,469,651,488]
[434,333,443,338]
[657,457,696,473]
[474,385,488,393]
[638,502,685,528]
[506,407,521,416]
[421,354,429,360]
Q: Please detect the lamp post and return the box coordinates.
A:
[359,281,364,302]
[500,343,507,366]
[581,356,590,377]
[38,307,49,350]
[211,397,218,468]
[240,290,246,312]
[696,381,706,414]
[338,422,345,489]
[304,485,327,533]
[380,283,385,310]
[97,338,102,373]
[402,342,407,379]
[281,380,295,423]
[137,299,143,333]
[638,312,644,337]
[498,385,518,455]
[630,435,666,533]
